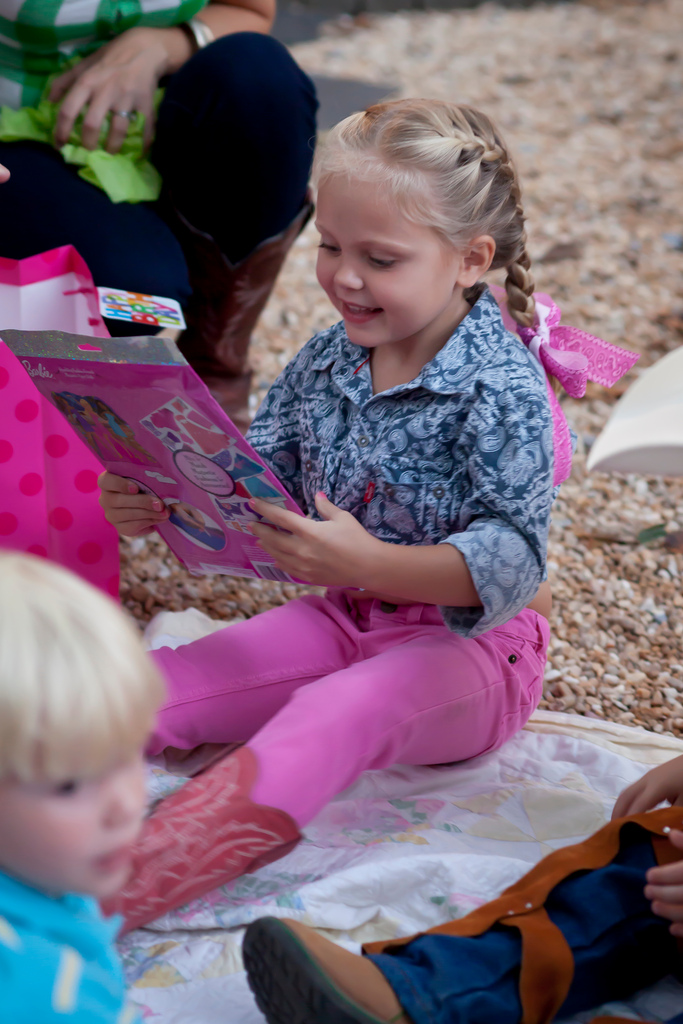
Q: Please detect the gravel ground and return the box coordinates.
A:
[121,0,683,734]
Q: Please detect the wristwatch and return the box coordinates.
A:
[179,17,215,51]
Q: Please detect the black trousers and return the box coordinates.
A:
[0,33,318,335]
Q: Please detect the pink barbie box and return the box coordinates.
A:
[1,329,306,582]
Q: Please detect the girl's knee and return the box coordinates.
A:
[289,671,404,728]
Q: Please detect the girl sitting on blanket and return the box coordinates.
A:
[98,99,632,931]
[0,553,163,1022]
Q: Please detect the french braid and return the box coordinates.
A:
[314,98,536,328]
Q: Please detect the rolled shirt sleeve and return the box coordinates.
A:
[439,365,554,636]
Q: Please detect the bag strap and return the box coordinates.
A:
[502,905,574,1024]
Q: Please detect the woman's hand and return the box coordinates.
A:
[49,27,191,153]
[98,471,170,537]
[612,755,683,820]
[645,830,683,937]
[249,493,384,587]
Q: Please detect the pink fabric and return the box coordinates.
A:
[490,287,639,397]
[149,591,549,827]
[490,286,639,487]
[0,246,119,595]
[517,299,639,396]
[545,380,574,488]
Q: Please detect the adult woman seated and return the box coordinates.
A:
[0,0,318,426]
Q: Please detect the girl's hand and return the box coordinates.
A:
[98,471,170,537]
[612,755,683,819]
[49,27,190,152]
[249,493,383,587]
[645,830,683,937]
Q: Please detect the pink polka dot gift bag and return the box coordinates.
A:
[0,246,119,596]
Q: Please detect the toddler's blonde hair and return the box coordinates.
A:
[0,553,163,783]
[314,98,535,328]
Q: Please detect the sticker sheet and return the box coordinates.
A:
[1,329,303,582]
[97,287,186,331]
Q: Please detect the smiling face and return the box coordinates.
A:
[315,171,484,363]
[0,756,147,899]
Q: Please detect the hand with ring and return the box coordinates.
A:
[49,26,184,153]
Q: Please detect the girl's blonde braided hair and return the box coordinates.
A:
[314,98,536,328]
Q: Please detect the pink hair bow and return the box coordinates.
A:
[490,287,639,485]
[516,296,639,398]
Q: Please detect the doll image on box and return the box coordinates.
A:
[51,392,157,465]
[51,391,108,460]
[166,501,227,552]
[83,397,157,465]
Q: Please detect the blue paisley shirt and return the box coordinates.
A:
[247,287,555,637]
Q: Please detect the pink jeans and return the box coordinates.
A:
[149,590,550,827]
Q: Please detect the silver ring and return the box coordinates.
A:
[113,109,135,120]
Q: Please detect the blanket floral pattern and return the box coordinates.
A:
[120,725,683,1024]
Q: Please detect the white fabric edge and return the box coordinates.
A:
[526,708,683,764]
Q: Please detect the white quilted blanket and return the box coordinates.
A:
[119,609,683,1024]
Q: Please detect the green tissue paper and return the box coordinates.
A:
[0,77,163,204]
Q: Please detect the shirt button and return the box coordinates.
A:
[432,485,445,498]
[305,459,313,471]
[508,654,517,664]
[385,485,394,497]
[357,435,370,448]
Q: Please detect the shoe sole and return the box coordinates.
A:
[243,917,387,1024]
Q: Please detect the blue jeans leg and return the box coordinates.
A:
[368,827,679,1024]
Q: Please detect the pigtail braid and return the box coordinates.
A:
[500,158,536,328]
[505,245,535,328]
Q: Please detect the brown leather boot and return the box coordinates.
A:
[102,745,301,934]
[171,197,314,433]
[243,917,411,1024]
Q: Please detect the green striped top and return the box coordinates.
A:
[0,0,207,109]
